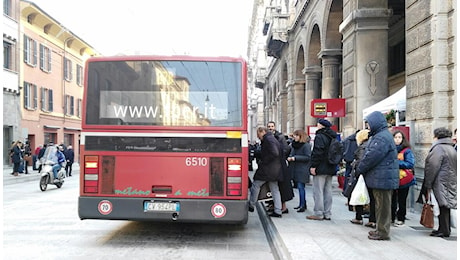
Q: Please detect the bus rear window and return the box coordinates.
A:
[85,60,243,127]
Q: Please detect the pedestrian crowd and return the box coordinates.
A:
[248,112,457,241]
[9,141,75,177]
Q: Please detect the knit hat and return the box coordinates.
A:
[318,118,332,128]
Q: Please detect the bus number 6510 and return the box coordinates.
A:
[185,157,208,167]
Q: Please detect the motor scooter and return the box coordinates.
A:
[39,161,66,191]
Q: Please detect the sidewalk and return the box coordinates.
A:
[3,163,80,186]
[4,165,456,259]
[258,177,457,260]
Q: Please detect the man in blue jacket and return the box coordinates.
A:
[357,111,399,240]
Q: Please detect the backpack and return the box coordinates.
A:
[328,137,344,165]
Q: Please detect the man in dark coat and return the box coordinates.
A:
[267,121,294,212]
[248,126,283,217]
[64,145,75,177]
[357,111,399,240]
[342,131,359,190]
[307,118,338,221]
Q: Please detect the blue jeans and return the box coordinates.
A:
[249,180,282,215]
[296,182,306,208]
[52,164,61,179]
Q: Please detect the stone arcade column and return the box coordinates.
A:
[319,49,342,127]
[277,89,288,135]
[286,80,305,134]
[303,66,322,128]
[339,2,391,133]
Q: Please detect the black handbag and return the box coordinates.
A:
[342,170,359,198]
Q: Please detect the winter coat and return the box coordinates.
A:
[289,141,311,184]
[274,130,290,159]
[396,145,415,170]
[310,127,338,175]
[253,132,282,182]
[423,138,457,209]
[11,146,23,164]
[342,133,358,163]
[273,130,294,202]
[357,111,399,190]
[64,149,75,163]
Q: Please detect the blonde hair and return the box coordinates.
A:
[356,129,370,145]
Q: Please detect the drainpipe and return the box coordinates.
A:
[63,36,74,125]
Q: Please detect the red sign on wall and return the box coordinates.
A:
[310,98,345,118]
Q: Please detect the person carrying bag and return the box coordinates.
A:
[349,175,370,206]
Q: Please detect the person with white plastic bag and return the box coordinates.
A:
[349,175,370,206]
[356,112,399,241]
[422,127,457,238]
[346,129,376,227]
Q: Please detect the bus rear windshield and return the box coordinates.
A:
[85,60,243,127]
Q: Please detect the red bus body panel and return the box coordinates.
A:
[78,56,249,224]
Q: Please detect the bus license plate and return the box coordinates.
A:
[144,202,179,212]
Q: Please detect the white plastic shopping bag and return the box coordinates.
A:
[430,190,440,216]
[349,175,370,206]
[451,209,457,228]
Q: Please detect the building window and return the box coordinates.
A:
[23,35,37,66]
[64,57,72,81]
[77,98,82,118]
[3,0,11,16]
[64,133,74,147]
[76,64,83,86]
[23,82,38,109]
[389,40,406,76]
[40,87,53,112]
[65,95,75,116]
[39,44,52,72]
[3,41,12,69]
[44,132,57,144]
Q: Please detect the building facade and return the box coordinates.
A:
[247,0,456,179]
[3,0,21,165]
[8,0,99,163]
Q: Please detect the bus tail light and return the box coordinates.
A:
[84,156,99,193]
[227,158,242,196]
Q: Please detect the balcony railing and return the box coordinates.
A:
[263,6,289,59]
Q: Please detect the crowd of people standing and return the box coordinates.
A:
[248,113,457,241]
[9,141,75,177]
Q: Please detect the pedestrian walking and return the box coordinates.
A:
[64,145,75,177]
[267,121,293,214]
[248,126,283,218]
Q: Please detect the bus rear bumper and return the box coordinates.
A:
[78,197,249,224]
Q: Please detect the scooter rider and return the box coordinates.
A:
[51,145,66,183]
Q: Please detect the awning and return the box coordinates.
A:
[44,125,60,129]
[64,127,81,131]
[363,86,406,117]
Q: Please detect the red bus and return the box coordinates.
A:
[78,56,249,224]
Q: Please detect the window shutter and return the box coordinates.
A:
[49,89,53,112]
